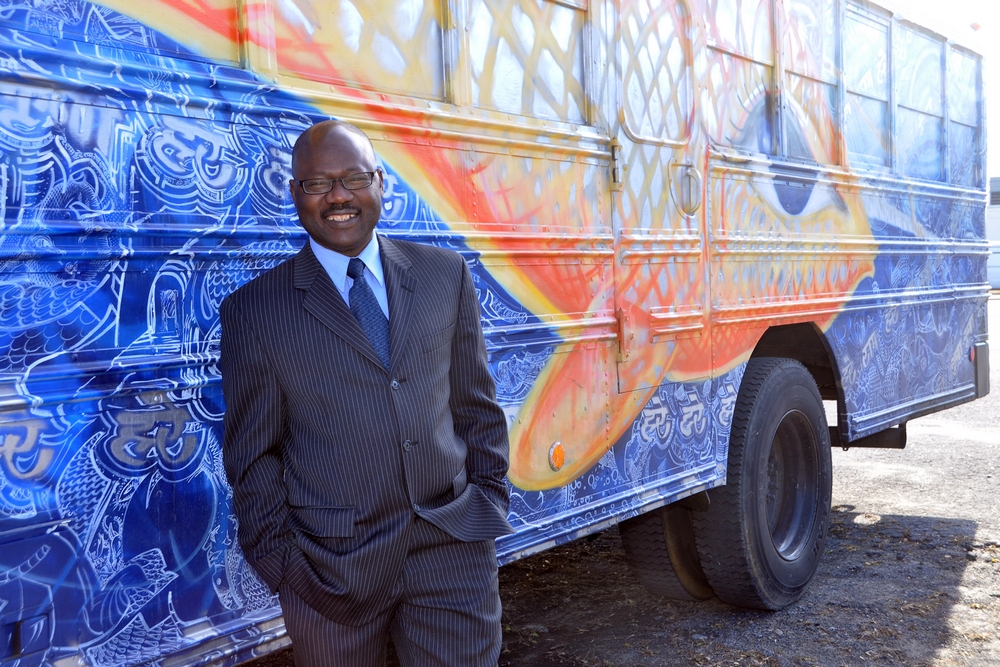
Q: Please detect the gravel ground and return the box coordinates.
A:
[243,297,1000,667]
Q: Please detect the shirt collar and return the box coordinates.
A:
[309,233,385,293]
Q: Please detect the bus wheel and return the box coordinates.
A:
[619,503,714,601]
[693,357,832,610]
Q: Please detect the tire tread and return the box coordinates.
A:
[620,508,701,601]
[692,357,831,610]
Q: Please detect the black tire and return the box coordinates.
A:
[692,357,832,610]
[620,504,713,601]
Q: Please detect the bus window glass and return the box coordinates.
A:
[895,27,944,181]
[782,0,838,163]
[468,0,586,123]
[705,0,775,152]
[949,49,982,187]
[621,0,691,142]
[712,0,772,63]
[275,0,445,100]
[843,6,889,168]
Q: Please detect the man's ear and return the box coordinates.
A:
[289,179,297,203]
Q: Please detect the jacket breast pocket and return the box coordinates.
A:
[421,322,455,353]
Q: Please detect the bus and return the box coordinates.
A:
[0,0,989,665]
[989,178,1000,288]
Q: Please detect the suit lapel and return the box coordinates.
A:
[294,244,387,371]
[380,236,416,372]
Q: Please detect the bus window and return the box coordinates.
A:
[620,0,692,143]
[705,0,776,153]
[949,49,982,188]
[895,26,945,181]
[781,0,838,164]
[468,0,587,123]
[275,0,446,100]
[843,4,889,169]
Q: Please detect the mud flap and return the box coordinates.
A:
[974,341,990,399]
[830,424,907,450]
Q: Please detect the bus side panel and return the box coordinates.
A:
[702,0,988,440]
[0,10,315,664]
[498,365,743,560]
[825,189,988,439]
[708,156,987,438]
[0,70,290,667]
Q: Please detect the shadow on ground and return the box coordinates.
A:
[241,506,979,667]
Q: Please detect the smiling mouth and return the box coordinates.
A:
[324,209,358,223]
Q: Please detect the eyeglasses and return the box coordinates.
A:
[294,171,377,194]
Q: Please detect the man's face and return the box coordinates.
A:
[289,126,383,257]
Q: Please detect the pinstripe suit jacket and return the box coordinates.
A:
[220,236,513,627]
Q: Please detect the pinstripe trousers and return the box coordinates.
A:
[279,516,502,667]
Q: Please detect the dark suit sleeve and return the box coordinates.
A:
[448,261,511,515]
[220,296,294,593]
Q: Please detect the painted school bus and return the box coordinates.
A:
[0,0,989,664]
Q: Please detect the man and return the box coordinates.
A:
[220,120,513,667]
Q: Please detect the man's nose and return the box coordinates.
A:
[325,180,354,203]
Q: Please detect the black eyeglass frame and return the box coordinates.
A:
[292,170,380,195]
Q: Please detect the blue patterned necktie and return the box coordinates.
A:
[347,257,390,369]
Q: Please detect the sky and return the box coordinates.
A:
[897,0,999,180]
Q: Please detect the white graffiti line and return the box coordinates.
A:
[0,544,51,585]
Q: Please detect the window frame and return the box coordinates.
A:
[617,0,695,148]
[777,0,844,165]
[945,44,985,188]
[764,0,985,188]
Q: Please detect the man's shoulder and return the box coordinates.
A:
[221,252,299,311]
[383,236,466,272]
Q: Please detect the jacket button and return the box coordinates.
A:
[390,379,400,390]
[402,439,412,452]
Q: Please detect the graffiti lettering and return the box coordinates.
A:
[108,399,202,473]
[0,423,54,480]
[718,385,738,427]
[638,395,672,442]
[678,392,707,438]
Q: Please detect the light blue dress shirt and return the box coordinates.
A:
[309,234,390,320]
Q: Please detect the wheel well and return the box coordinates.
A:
[749,323,841,403]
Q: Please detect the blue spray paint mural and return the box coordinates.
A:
[0,0,988,665]
[0,9,295,664]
